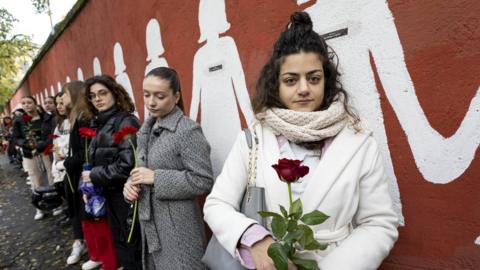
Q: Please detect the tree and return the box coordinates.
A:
[31,0,54,32]
[0,8,37,111]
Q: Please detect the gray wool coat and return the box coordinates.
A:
[136,106,214,270]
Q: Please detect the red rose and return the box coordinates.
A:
[48,134,60,139]
[79,127,97,138]
[113,126,138,144]
[43,143,54,155]
[22,115,33,122]
[272,158,309,183]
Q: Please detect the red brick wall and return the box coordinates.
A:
[9,1,479,268]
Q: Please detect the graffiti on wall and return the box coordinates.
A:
[298,0,480,225]
[144,18,169,120]
[190,0,255,177]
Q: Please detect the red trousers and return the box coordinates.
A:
[82,218,118,270]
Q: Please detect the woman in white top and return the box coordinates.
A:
[52,92,70,190]
[203,12,398,270]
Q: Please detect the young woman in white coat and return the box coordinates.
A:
[203,12,399,270]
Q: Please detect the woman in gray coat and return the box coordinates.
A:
[123,67,214,269]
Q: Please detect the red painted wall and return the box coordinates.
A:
[8,1,479,269]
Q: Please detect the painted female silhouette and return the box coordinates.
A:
[114,42,138,117]
[190,0,255,177]
[144,18,169,120]
[93,57,102,76]
[300,0,480,225]
[56,82,62,93]
[66,76,71,83]
[77,67,84,81]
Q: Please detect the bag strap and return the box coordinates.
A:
[244,127,258,201]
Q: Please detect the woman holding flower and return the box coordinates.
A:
[83,75,141,270]
[62,81,106,268]
[12,95,48,220]
[123,67,214,269]
[203,12,398,270]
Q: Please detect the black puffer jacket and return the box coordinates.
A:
[89,107,140,191]
[12,115,43,158]
[36,112,57,152]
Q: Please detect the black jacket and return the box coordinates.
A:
[89,107,140,192]
[64,118,90,220]
[12,114,43,158]
[36,112,57,152]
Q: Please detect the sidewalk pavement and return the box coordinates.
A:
[0,155,85,269]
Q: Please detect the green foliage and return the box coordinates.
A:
[262,196,330,270]
[267,243,289,270]
[0,8,36,111]
[31,0,50,14]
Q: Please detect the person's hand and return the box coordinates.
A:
[83,194,88,203]
[54,152,65,161]
[129,167,155,185]
[82,170,91,182]
[249,236,298,270]
[123,179,140,201]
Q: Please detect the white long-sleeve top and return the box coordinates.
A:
[52,120,70,184]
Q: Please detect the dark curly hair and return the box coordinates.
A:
[252,12,359,125]
[84,75,136,114]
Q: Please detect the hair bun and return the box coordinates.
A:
[289,12,313,32]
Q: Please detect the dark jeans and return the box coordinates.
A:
[106,192,142,270]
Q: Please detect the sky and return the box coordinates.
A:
[0,0,77,46]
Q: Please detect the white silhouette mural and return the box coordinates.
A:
[114,42,138,117]
[144,18,169,120]
[190,0,255,177]
[93,57,102,76]
[299,0,480,225]
[77,68,84,81]
[40,92,44,108]
[50,86,55,96]
[35,94,40,104]
[66,76,71,83]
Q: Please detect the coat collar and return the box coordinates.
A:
[95,106,119,126]
[152,106,183,132]
[258,124,371,213]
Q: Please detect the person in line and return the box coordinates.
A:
[44,96,57,115]
[1,116,17,163]
[12,96,48,220]
[51,92,70,218]
[62,81,96,267]
[123,67,214,269]
[203,12,399,270]
[83,75,142,270]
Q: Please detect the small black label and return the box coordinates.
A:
[321,28,348,40]
[209,64,223,72]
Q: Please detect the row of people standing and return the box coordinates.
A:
[12,10,398,270]
[58,77,143,270]
[53,67,209,270]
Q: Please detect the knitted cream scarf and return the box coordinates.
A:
[256,100,347,143]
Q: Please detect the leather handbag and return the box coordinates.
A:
[202,128,266,269]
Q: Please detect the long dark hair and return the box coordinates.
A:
[252,12,359,125]
[62,81,93,130]
[53,92,66,127]
[84,75,136,114]
[145,67,185,112]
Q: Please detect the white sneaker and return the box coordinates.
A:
[52,206,64,216]
[67,241,86,265]
[34,209,44,220]
[82,260,102,270]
